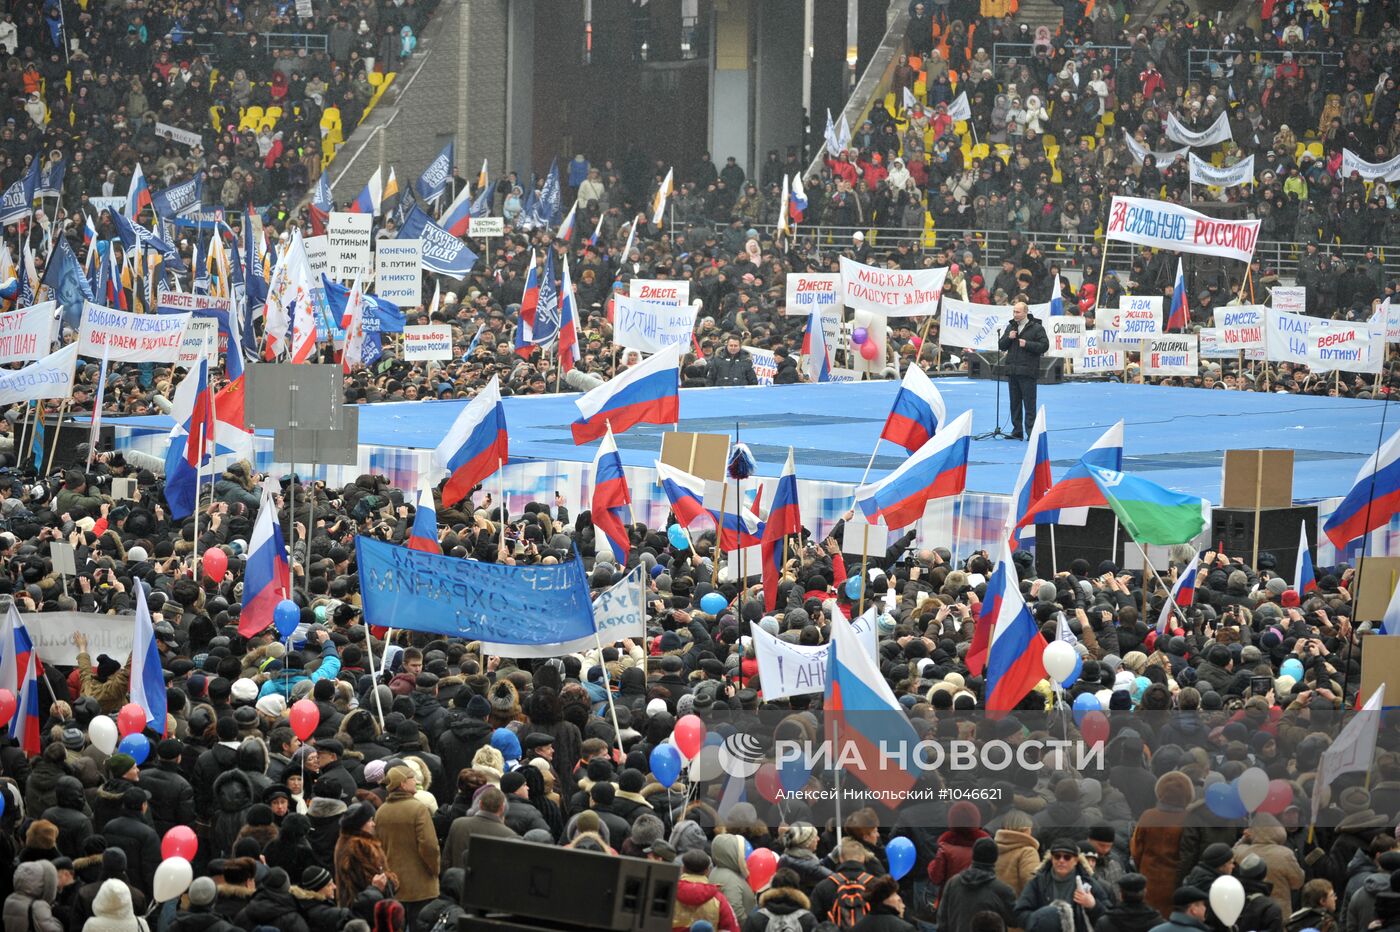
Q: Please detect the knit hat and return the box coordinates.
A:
[188,877,217,907]
[1201,843,1233,869]
[106,754,136,777]
[972,837,998,866]
[231,678,259,703]
[500,771,527,795]
[264,868,290,891]
[385,765,414,790]
[62,727,85,750]
[1118,873,1147,896]
[1236,853,1267,882]
[465,694,491,719]
[301,866,332,891]
[1173,886,1208,908]
[246,804,274,827]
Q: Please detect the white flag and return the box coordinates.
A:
[947,92,971,122]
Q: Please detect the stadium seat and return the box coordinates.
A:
[209,106,223,131]
[239,106,263,132]
[970,143,989,160]
[368,72,384,88]
[908,54,922,72]
[914,79,926,98]
[1294,142,1305,161]
[1306,142,1323,159]
[1043,134,1057,149]
[1101,111,1115,126]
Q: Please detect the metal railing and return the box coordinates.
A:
[1186,47,1343,87]
[742,222,1400,281]
[991,43,1134,79]
[186,31,329,56]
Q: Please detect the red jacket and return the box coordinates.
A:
[927,827,990,886]
[672,876,739,932]
[826,157,857,187]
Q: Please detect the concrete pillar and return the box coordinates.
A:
[505,0,534,175]
[708,0,752,174]
[753,0,803,175]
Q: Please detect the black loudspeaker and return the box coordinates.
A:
[29,418,115,471]
[463,836,678,932]
[1034,507,1127,577]
[967,355,1064,384]
[1210,505,1319,572]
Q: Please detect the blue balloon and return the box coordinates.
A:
[886,836,916,881]
[667,524,690,550]
[650,744,683,788]
[1071,692,1100,726]
[703,732,724,748]
[700,592,728,615]
[1205,780,1247,819]
[274,599,301,638]
[1059,653,1083,689]
[776,755,811,794]
[118,733,150,766]
[742,837,753,859]
[0,789,6,817]
[1280,658,1304,682]
[845,576,863,599]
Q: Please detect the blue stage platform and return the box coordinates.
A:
[110,378,1382,501]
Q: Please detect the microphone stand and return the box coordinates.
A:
[973,323,1015,441]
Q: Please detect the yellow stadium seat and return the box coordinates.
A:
[914,79,927,98]
[239,105,263,131]
[383,72,396,86]
[368,72,384,88]
[265,106,283,120]
[1294,142,1305,161]
[970,143,989,160]
[258,117,277,132]
[1045,144,1060,163]
[1101,111,1115,126]
[1306,142,1323,159]
[1043,134,1057,149]
[1080,136,1096,149]
[209,68,219,88]
[209,105,223,131]
[994,144,1012,161]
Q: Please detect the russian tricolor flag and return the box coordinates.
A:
[558,255,580,374]
[761,450,802,611]
[1295,521,1316,598]
[1166,259,1189,332]
[857,410,971,530]
[788,174,807,224]
[1007,407,1052,547]
[0,604,40,755]
[407,484,441,553]
[824,609,918,802]
[163,358,217,520]
[880,365,947,453]
[587,211,605,248]
[130,583,167,735]
[515,252,541,358]
[440,184,473,238]
[979,545,1047,712]
[655,460,709,529]
[127,163,152,220]
[1048,273,1064,317]
[1156,553,1199,633]
[1011,420,1123,546]
[592,425,631,563]
[434,375,509,507]
[349,168,382,215]
[1324,426,1400,551]
[571,342,681,444]
[557,201,577,242]
[801,309,831,383]
[239,488,291,637]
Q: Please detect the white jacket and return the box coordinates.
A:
[80,882,150,932]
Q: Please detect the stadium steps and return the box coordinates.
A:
[1013,0,1067,29]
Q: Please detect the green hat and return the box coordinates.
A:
[106,753,137,777]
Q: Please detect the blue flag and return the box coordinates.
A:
[531,247,560,345]
[530,158,562,229]
[469,182,493,218]
[397,205,478,279]
[30,403,43,471]
[39,236,92,331]
[151,175,204,218]
[355,536,598,641]
[36,157,64,198]
[0,159,39,225]
[108,208,187,273]
[312,171,334,212]
[416,142,454,202]
[320,276,405,333]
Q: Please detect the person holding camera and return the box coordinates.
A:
[998,300,1048,440]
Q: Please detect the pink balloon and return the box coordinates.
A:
[673,714,706,760]
[0,688,15,727]
[289,699,320,741]
[117,703,146,738]
[161,825,198,861]
[859,340,880,360]
[1080,711,1110,748]
[1258,779,1294,815]
[747,848,779,892]
[754,764,783,804]
[202,548,228,582]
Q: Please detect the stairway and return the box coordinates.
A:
[1014,0,1067,29]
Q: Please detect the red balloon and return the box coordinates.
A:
[117,703,146,737]
[0,688,15,727]
[1080,711,1110,748]
[859,340,879,360]
[754,764,782,804]
[1258,779,1294,815]
[161,825,198,861]
[202,548,228,582]
[746,847,779,892]
[289,699,320,741]
[674,714,706,760]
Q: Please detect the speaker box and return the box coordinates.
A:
[1033,507,1127,578]
[1210,505,1318,572]
[967,355,1064,384]
[463,836,678,932]
[29,418,115,472]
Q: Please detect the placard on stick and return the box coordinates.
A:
[1221,449,1293,509]
[1355,556,1400,623]
[842,518,889,557]
[1360,633,1400,708]
[659,432,729,483]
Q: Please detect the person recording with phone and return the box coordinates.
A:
[998,299,1049,440]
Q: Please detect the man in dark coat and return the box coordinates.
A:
[443,786,519,871]
[1146,886,1213,932]
[1094,873,1161,932]
[706,336,758,386]
[936,838,1015,932]
[1014,838,1110,932]
[997,300,1049,439]
[435,696,494,789]
[101,788,163,897]
[139,739,197,837]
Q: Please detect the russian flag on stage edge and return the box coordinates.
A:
[1008,407,1052,546]
[239,488,291,637]
[1324,426,1400,550]
[130,583,168,735]
[881,365,947,453]
[407,484,441,553]
[761,450,802,611]
[592,425,632,563]
[1011,420,1124,546]
[1296,521,1317,598]
[1166,259,1189,332]
[1048,273,1064,317]
[977,545,1047,711]
[857,410,971,530]
[825,609,918,802]
[1157,553,1199,633]
[434,375,509,507]
[571,342,682,444]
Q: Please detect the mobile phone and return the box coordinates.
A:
[1251,675,1272,694]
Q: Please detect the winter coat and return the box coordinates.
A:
[850,903,916,932]
[435,713,493,790]
[995,828,1042,895]
[672,874,740,932]
[998,314,1049,376]
[1013,860,1109,932]
[191,744,239,814]
[712,835,756,922]
[928,827,990,886]
[1147,912,1211,932]
[166,906,237,932]
[503,797,551,837]
[81,881,151,932]
[209,885,254,923]
[1131,772,1194,917]
[74,653,130,713]
[777,850,832,892]
[209,769,257,858]
[1234,823,1304,914]
[413,869,467,932]
[375,789,439,902]
[334,831,390,908]
[1093,898,1162,932]
[41,777,93,858]
[233,884,309,932]
[443,811,518,872]
[4,861,62,932]
[936,864,1015,932]
[742,888,816,932]
[1237,887,1285,932]
[290,885,352,932]
[101,815,162,897]
[706,349,758,387]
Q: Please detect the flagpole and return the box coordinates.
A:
[42,399,68,479]
[364,624,386,730]
[952,491,966,568]
[712,484,727,587]
[856,439,881,491]
[16,400,34,471]
[1134,541,1189,629]
[858,523,869,617]
[593,628,627,760]
[1049,524,1059,575]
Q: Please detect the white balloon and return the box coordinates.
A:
[1209,875,1245,927]
[1237,767,1270,813]
[89,716,118,755]
[1095,689,1113,709]
[153,857,193,902]
[1042,641,1077,682]
[688,745,723,782]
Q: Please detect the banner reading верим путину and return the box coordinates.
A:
[355,536,597,642]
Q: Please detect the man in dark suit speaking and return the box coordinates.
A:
[997,300,1049,440]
